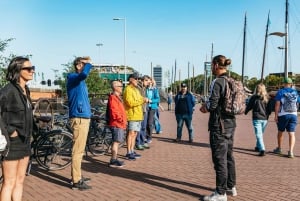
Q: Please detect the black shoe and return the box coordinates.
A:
[254,147,259,152]
[258,151,265,156]
[188,139,193,143]
[72,179,92,191]
[109,159,125,168]
[82,176,91,183]
[173,138,181,143]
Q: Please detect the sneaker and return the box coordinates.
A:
[125,153,136,161]
[288,151,294,158]
[109,159,125,167]
[258,150,265,156]
[147,139,152,143]
[133,152,141,159]
[273,147,282,154]
[227,187,237,196]
[72,179,92,191]
[143,143,150,149]
[135,145,144,150]
[70,176,90,185]
[203,191,227,201]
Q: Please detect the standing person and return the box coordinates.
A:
[244,83,272,156]
[0,56,35,201]
[167,90,173,111]
[174,83,195,143]
[107,80,126,167]
[123,73,149,160]
[67,56,93,190]
[273,77,300,158]
[136,75,151,150]
[145,78,160,143]
[200,55,237,201]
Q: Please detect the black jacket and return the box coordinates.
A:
[206,74,236,132]
[0,83,33,142]
[244,95,272,120]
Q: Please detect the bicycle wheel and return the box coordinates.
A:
[35,130,73,171]
[87,126,107,156]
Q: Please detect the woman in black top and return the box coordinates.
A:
[245,83,272,156]
[0,56,35,201]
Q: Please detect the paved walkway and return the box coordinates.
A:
[11,103,300,200]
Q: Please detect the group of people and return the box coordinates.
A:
[0,55,299,201]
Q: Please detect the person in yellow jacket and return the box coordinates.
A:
[123,73,149,160]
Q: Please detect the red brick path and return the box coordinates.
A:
[9,103,300,200]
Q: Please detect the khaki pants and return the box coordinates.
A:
[70,118,90,183]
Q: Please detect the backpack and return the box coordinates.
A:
[281,91,298,112]
[221,76,247,115]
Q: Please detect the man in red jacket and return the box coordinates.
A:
[107,80,127,167]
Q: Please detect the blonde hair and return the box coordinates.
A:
[254,83,269,103]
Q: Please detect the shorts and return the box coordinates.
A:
[4,135,31,161]
[110,127,125,143]
[128,121,142,132]
[277,114,298,132]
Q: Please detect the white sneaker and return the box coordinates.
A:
[227,187,237,196]
[203,191,227,201]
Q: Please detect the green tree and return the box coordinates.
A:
[0,38,15,87]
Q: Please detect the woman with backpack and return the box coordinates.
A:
[244,83,273,156]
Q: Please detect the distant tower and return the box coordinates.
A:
[153,65,162,88]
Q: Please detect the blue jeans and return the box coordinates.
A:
[252,120,268,151]
[154,109,161,133]
[175,114,194,140]
[136,111,148,146]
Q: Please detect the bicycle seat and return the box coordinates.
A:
[36,116,52,123]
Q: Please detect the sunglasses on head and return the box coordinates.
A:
[21,66,35,72]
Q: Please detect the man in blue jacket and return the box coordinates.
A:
[67,57,93,190]
[174,83,195,143]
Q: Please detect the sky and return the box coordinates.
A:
[1,0,300,87]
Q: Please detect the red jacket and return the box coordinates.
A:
[108,93,127,129]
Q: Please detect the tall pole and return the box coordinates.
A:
[113,18,127,85]
[261,11,270,82]
[210,43,214,84]
[242,12,247,85]
[284,0,289,79]
[188,62,190,88]
[174,60,177,94]
[151,62,153,78]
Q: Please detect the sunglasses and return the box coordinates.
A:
[21,66,35,72]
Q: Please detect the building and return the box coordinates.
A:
[153,65,162,88]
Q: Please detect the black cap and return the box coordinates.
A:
[181,83,187,87]
[127,73,139,81]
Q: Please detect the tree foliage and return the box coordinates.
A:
[0,38,16,87]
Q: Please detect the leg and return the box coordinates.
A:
[277,131,284,149]
[176,114,184,140]
[288,132,295,153]
[209,130,228,195]
[127,130,135,153]
[252,120,265,151]
[1,160,19,201]
[146,109,155,142]
[184,115,194,141]
[70,118,90,183]
[12,156,29,201]
[111,142,120,160]
[226,128,236,189]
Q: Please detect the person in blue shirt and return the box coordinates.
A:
[145,78,160,143]
[273,77,300,158]
[174,83,195,143]
[67,56,93,190]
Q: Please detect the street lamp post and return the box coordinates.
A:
[96,43,103,66]
[113,17,127,85]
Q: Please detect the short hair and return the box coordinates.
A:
[6,56,30,83]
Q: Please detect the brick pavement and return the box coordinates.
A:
[6,103,300,201]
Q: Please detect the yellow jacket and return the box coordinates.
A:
[123,84,144,121]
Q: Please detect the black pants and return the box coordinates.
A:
[209,128,236,195]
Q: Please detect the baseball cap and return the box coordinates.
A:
[127,73,139,81]
[283,77,293,84]
[181,83,187,87]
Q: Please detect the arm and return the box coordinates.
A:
[206,79,222,112]
[67,63,93,86]
[244,96,254,115]
[109,95,125,123]
[123,87,145,107]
